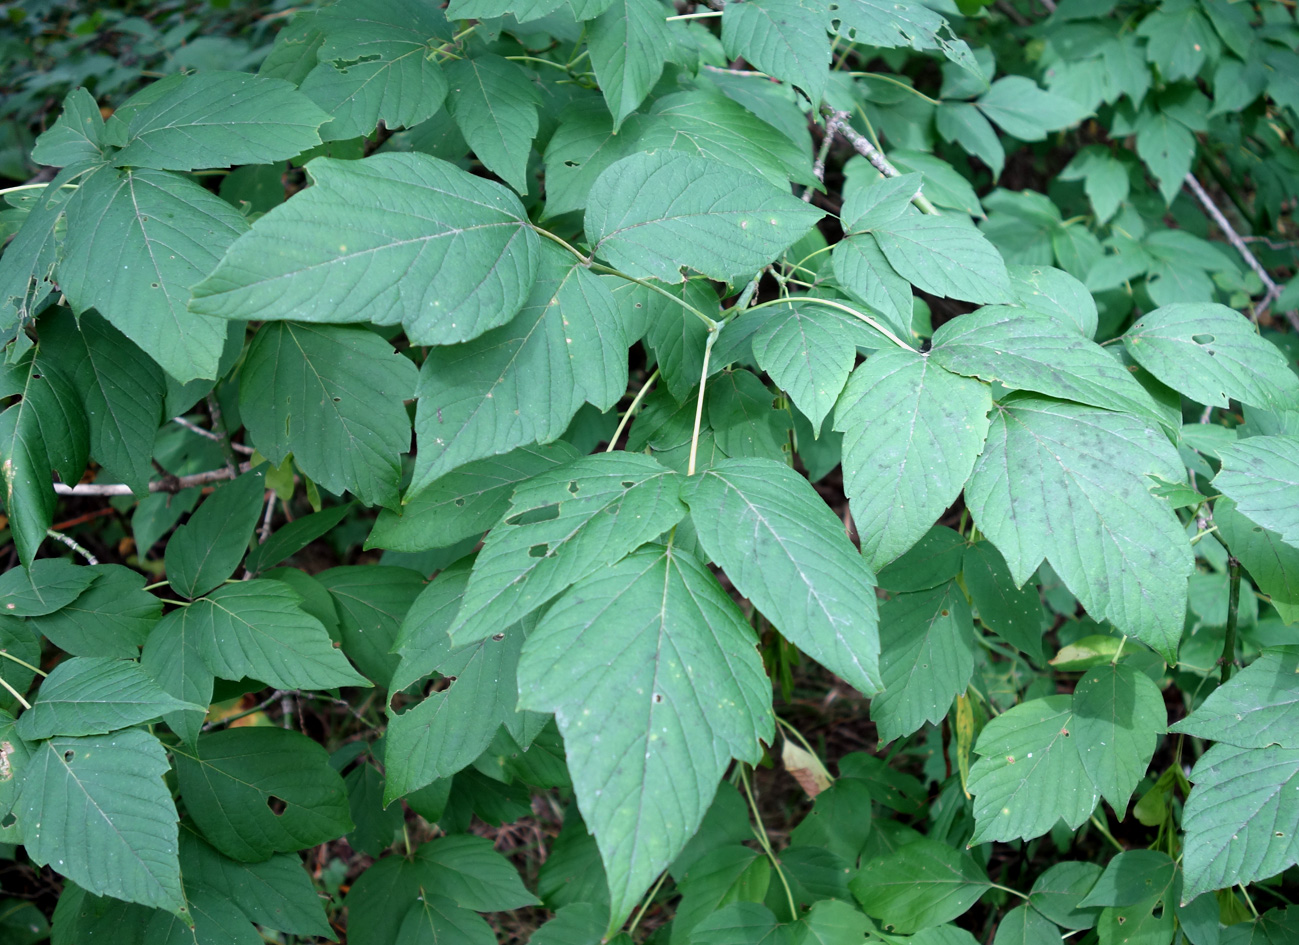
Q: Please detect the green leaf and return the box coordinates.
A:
[240,322,417,508]
[834,349,991,570]
[386,620,532,800]
[0,558,93,617]
[1215,498,1299,620]
[936,102,1005,179]
[58,166,247,382]
[865,213,1012,305]
[517,544,773,931]
[964,397,1192,660]
[589,0,673,130]
[721,0,830,106]
[17,657,199,740]
[532,902,610,945]
[851,837,989,934]
[877,525,967,593]
[173,727,353,862]
[1136,4,1219,82]
[690,902,791,945]
[409,244,628,490]
[1171,647,1299,749]
[1029,861,1102,930]
[1072,662,1165,815]
[394,893,496,945]
[586,150,823,284]
[1079,850,1176,909]
[798,899,876,944]
[111,72,329,171]
[368,442,580,552]
[26,564,159,659]
[165,470,266,599]
[318,565,425,689]
[1134,109,1195,205]
[445,55,540,194]
[245,503,353,574]
[967,695,1100,843]
[831,235,916,341]
[1124,303,1299,409]
[450,453,685,645]
[190,152,541,346]
[541,107,635,219]
[669,844,767,944]
[748,302,863,429]
[994,905,1063,945]
[871,583,974,742]
[448,0,565,20]
[1189,753,1299,899]
[188,579,370,689]
[38,310,165,494]
[1213,436,1299,549]
[639,91,816,189]
[140,606,212,746]
[180,828,333,938]
[19,728,183,913]
[1007,264,1098,339]
[0,352,87,565]
[1180,744,1299,902]
[831,0,976,71]
[681,456,882,694]
[930,309,1166,428]
[300,0,451,140]
[976,77,1091,142]
[645,279,715,403]
[0,164,85,333]
[31,88,107,169]
[963,540,1047,664]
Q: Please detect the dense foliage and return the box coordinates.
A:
[1,0,1299,942]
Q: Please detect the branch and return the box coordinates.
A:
[172,416,254,454]
[824,111,940,215]
[1183,173,1297,330]
[54,462,254,496]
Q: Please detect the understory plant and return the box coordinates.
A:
[1,0,1299,942]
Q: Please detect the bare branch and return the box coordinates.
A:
[172,415,254,454]
[824,111,941,215]
[53,462,254,496]
[46,528,99,565]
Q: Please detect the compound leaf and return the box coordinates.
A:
[1124,303,1299,409]
[58,166,247,383]
[240,322,417,509]
[410,243,627,490]
[967,695,1099,844]
[17,657,199,740]
[517,545,774,933]
[190,152,540,347]
[19,728,183,913]
[172,727,353,862]
[964,396,1193,661]
[112,72,329,171]
[586,150,823,284]
[681,456,882,695]
[187,579,371,690]
[834,349,991,570]
[450,453,685,645]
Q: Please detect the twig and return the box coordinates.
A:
[606,369,660,452]
[802,119,837,202]
[687,329,719,476]
[257,492,277,544]
[46,529,99,565]
[172,416,254,454]
[824,110,940,215]
[54,462,254,496]
[996,0,1031,25]
[1183,173,1295,328]
[1221,557,1241,684]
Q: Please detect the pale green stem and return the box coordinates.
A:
[1090,815,1125,853]
[0,650,46,678]
[0,676,30,710]
[687,329,719,476]
[626,870,670,936]
[739,766,798,921]
[850,72,942,105]
[666,9,721,19]
[606,369,659,452]
[744,296,915,351]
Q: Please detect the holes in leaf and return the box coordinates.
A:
[491,633,506,642]
[0,814,13,829]
[333,397,342,402]
[621,481,635,489]
[563,160,579,168]
[528,543,549,558]
[63,750,75,763]
[568,480,580,496]
[1192,334,1215,345]
[454,498,466,507]
[653,693,663,704]
[505,503,561,526]
[266,795,288,816]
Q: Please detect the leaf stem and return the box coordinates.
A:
[744,296,916,351]
[687,328,719,476]
[590,264,719,330]
[739,765,798,921]
[0,676,31,710]
[1089,814,1125,853]
[606,368,659,452]
[0,181,78,197]
[46,528,98,565]
[625,869,669,936]
[665,9,722,19]
[850,72,942,106]
[987,882,1031,901]
[1221,557,1241,684]
[824,109,940,215]
[0,650,47,678]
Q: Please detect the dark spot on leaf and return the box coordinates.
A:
[266,795,288,816]
[63,750,74,763]
[150,282,159,288]
[528,543,548,558]
[333,397,341,402]
[940,609,950,617]
[491,633,505,641]
[563,160,579,167]
[653,693,663,703]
